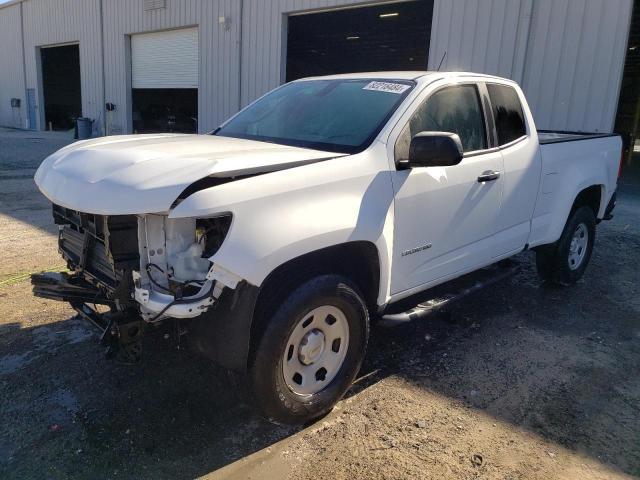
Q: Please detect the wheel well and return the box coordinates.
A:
[572,185,602,218]
[248,241,380,367]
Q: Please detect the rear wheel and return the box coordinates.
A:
[249,275,369,424]
[536,206,596,285]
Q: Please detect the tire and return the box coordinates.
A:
[535,206,596,285]
[248,274,369,424]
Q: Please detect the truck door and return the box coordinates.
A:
[388,82,503,295]
[484,83,540,255]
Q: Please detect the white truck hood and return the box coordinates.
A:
[35,134,342,215]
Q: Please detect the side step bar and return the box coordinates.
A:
[380,262,519,327]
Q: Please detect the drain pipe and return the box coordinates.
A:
[20,2,28,129]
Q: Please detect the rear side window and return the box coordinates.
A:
[487,84,526,145]
[396,84,487,158]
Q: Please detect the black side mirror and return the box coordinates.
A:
[401,131,463,169]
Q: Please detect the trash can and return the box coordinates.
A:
[76,117,93,139]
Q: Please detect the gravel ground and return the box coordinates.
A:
[0,128,74,285]
[0,128,639,479]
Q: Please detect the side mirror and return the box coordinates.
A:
[402,131,463,169]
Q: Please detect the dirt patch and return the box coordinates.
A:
[283,378,631,480]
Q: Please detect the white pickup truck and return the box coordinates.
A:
[32,72,621,423]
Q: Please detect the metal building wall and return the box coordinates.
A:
[428,0,633,133]
[240,0,391,108]
[0,0,633,134]
[101,0,242,134]
[521,0,632,133]
[0,4,25,129]
[21,0,103,132]
[428,0,532,80]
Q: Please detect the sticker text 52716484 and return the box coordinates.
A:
[363,81,411,94]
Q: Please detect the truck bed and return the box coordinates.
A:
[527,129,621,249]
[538,130,618,145]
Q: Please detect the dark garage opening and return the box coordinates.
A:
[40,44,81,131]
[132,89,198,134]
[614,0,639,171]
[286,0,434,82]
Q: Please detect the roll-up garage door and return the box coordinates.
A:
[131,27,198,89]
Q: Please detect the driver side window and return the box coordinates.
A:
[395,84,487,161]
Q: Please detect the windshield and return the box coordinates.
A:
[214,79,414,154]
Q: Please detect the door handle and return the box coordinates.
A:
[477,170,500,183]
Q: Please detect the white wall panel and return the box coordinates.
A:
[0,4,25,128]
[428,0,532,79]
[521,0,632,132]
[429,0,632,133]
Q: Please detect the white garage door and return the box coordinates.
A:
[131,27,198,89]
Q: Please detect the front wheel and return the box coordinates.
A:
[249,275,369,424]
[536,206,596,285]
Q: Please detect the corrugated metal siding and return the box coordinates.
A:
[102,0,199,133]
[102,0,241,133]
[240,0,395,107]
[521,0,632,132]
[429,0,632,132]
[428,0,532,79]
[0,0,633,134]
[199,0,242,132]
[0,4,25,128]
[21,0,103,131]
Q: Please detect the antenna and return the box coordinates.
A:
[437,51,447,71]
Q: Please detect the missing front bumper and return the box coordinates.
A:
[31,271,113,306]
[73,303,145,363]
[31,271,144,362]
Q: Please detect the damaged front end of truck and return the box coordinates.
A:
[31,204,242,363]
[30,131,345,367]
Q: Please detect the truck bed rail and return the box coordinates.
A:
[538,130,618,145]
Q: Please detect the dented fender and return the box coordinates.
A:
[170,144,396,304]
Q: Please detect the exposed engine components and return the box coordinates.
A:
[196,215,232,257]
[134,213,235,322]
[169,241,210,283]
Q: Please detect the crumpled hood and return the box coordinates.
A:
[35,133,343,214]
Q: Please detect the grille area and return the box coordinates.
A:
[53,204,139,291]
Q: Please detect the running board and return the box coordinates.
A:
[380,262,519,327]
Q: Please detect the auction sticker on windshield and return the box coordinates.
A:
[363,81,411,94]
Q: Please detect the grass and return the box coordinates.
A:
[0,265,67,288]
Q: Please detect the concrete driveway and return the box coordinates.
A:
[0,128,639,479]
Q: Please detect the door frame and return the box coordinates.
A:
[126,26,200,134]
[383,76,504,302]
[36,41,81,132]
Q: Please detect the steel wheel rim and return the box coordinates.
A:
[568,223,588,270]
[282,305,350,396]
